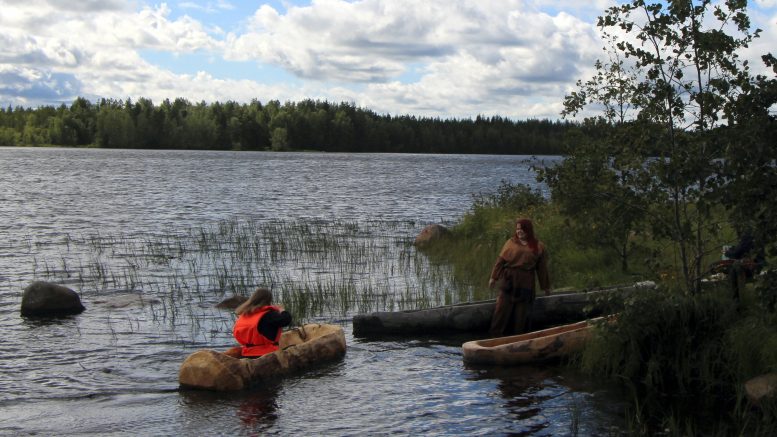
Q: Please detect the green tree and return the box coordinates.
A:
[47,115,76,145]
[554,0,763,293]
[721,53,777,309]
[181,103,218,149]
[539,39,645,273]
[332,108,354,151]
[69,97,96,145]
[132,98,161,148]
[95,102,135,148]
[0,126,20,146]
[22,113,50,145]
[270,127,288,151]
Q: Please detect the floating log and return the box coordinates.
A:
[352,281,654,337]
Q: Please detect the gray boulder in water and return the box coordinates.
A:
[21,281,85,316]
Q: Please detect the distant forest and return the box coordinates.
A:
[0,97,572,154]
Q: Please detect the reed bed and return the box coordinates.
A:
[23,217,477,333]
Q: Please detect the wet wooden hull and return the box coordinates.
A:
[352,281,653,337]
[462,318,603,365]
[178,323,346,391]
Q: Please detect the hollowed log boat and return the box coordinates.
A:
[462,317,604,365]
[179,323,346,391]
[352,281,653,337]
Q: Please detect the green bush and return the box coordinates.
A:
[582,288,737,394]
[581,284,777,434]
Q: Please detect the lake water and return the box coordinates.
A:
[0,148,626,435]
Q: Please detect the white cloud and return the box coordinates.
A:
[1,0,605,118]
[0,65,83,106]
[221,0,602,117]
[227,0,596,83]
[1,2,219,55]
[83,66,302,105]
[0,0,774,119]
[0,0,226,106]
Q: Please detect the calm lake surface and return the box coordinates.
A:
[0,148,626,436]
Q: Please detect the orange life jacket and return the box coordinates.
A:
[233,305,282,357]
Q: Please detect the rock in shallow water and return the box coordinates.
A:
[413,224,450,248]
[21,281,85,317]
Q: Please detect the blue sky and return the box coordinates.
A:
[1,0,775,120]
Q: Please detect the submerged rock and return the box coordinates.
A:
[91,293,161,309]
[21,281,85,317]
[413,224,450,248]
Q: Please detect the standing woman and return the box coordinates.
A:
[233,288,292,358]
[488,218,551,337]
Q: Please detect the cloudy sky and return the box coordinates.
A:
[1,0,775,120]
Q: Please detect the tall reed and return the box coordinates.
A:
[24,217,472,332]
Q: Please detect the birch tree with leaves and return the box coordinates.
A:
[542,0,765,294]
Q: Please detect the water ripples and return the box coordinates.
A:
[0,149,631,435]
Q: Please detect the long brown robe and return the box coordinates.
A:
[488,236,550,337]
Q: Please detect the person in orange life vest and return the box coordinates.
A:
[488,218,551,337]
[233,288,292,358]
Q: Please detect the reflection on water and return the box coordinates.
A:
[0,148,630,435]
[179,384,282,434]
[467,363,627,436]
[236,391,279,431]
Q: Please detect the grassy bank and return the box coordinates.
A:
[420,181,655,292]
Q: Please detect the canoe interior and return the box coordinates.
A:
[474,319,592,348]
[461,317,607,366]
[279,323,340,349]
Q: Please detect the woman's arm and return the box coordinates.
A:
[536,248,551,295]
[258,310,292,339]
[489,256,506,288]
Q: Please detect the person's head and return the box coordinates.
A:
[235,287,273,315]
[515,218,539,252]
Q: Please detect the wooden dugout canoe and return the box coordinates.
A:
[462,317,604,365]
[352,281,654,337]
[179,323,346,391]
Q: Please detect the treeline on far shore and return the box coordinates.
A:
[0,97,573,154]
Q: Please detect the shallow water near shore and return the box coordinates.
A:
[0,148,628,435]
